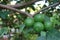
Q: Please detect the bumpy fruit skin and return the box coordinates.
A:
[44,21,53,31]
[33,22,44,32]
[24,18,34,27]
[34,14,45,22]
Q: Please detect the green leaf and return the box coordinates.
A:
[47,29,60,40]
[2,27,8,33]
[0,11,10,19]
[44,15,50,22]
[19,24,25,33]
[37,31,46,40]
[0,28,4,37]
[0,27,8,37]
[37,29,60,40]
[37,35,46,40]
[23,28,34,34]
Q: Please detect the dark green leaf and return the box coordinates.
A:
[0,11,10,19]
[44,15,50,22]
[37,31,46,40]
[19,24,25,33]
[0,27,8,37]
[47,29,60,40]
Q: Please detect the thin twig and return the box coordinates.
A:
[0,4,33,18]
[0,0,39,18]
[0,1,59,18]
[33,2,60,16]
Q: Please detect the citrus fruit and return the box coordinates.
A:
[44,21,53,31]
[34,14,45,22]
[24,18,34,27]
[33,22,44,32]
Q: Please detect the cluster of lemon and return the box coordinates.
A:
[24,14,54,32]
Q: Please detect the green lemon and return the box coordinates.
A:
[33,22,44,32]
[34,14,45,22]
[44,21,54,31]
[24,18,34,27]
[50,17,57,24]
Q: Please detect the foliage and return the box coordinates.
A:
[0,0,60,40]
